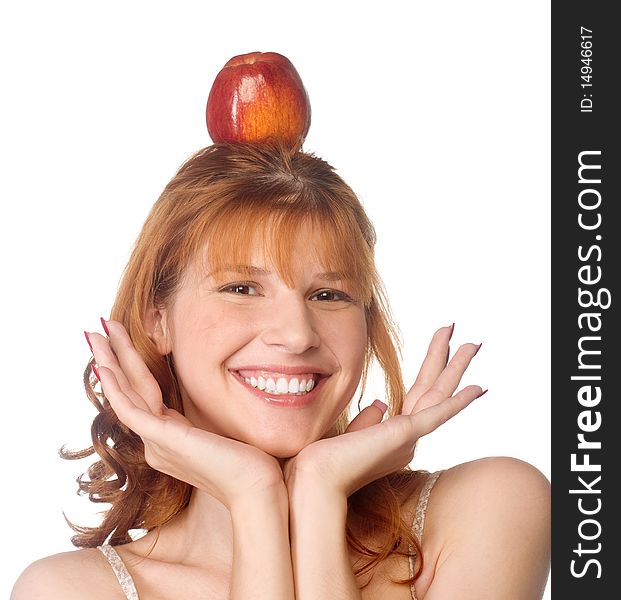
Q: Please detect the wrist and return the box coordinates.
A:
[288,474,357,598]
[229,480,289,521]
[227,481,294,599]
[288,472,348,521]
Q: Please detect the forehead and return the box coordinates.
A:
[180,210,375,303]
[194,224,335,279]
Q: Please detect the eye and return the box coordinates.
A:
[310,289,352,302]
[219,282,259,296]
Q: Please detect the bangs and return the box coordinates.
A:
[190,195,376,305]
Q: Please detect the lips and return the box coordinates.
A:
[229,367,330,407]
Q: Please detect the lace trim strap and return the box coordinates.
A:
[408,470,443,600]
[95,473,441,600]
[98,544,140,600]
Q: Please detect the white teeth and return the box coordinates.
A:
[239,372,318,395]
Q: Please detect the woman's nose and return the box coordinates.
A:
[260,294,321,354]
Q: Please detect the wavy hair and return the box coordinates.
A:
[62,142,424,587]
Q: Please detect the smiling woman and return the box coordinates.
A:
[11,142,550,600]
[145,226,370,457]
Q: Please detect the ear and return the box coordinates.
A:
[144,306,173,355]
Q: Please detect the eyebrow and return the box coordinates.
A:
[207,265,347,281]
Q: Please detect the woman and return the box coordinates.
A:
[12,142,550,599]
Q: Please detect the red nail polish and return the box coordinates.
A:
[84,331,93,353]
[474,342,483,355]
[478,389,488,398]
[92,363,101,382]
[100,317,110,336]
[449,322,455,340]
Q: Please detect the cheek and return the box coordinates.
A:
[169,302,259,370]
[347,309,368,358]
[178,298,255,334]
[322,309,368,372]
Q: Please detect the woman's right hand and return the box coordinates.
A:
[85,320,286,510]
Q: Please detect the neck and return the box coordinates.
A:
[133,487,235,568]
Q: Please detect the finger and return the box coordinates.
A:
[97,365,166,438]
[88,331,135,393]
[158,405,194,428]
[88,332,152,413]
[403,324,454,414]
[413,342,481,414]
[345,400,388,433]
[410,385,486,439]
[103,319,163,412]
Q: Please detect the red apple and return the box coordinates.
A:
[206,51,311,148]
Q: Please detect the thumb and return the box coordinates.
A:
[345,400,388,433]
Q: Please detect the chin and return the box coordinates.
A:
[241,429,319,459]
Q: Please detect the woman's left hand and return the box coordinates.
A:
[282,324,486,497]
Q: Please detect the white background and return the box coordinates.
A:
[1,1,551,597]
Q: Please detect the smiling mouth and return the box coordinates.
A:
[229,370,330,408]
[232,369,321,396]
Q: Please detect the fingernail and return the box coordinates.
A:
[478,388,488,398]
[84,331,93,353]
[100,317,110,336]
[372,399,388,414]
[474,342,483,356]
[92,363,101,382]
[448,322,455,340]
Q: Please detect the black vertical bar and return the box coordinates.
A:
[552,1,620,597]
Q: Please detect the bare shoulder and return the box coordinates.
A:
[420,457,551,599]
[11,548,118,600]
[431,456,550,515]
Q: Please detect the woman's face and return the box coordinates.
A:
[152,228,368,458]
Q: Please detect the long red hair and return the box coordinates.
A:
[63,142,424,587]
